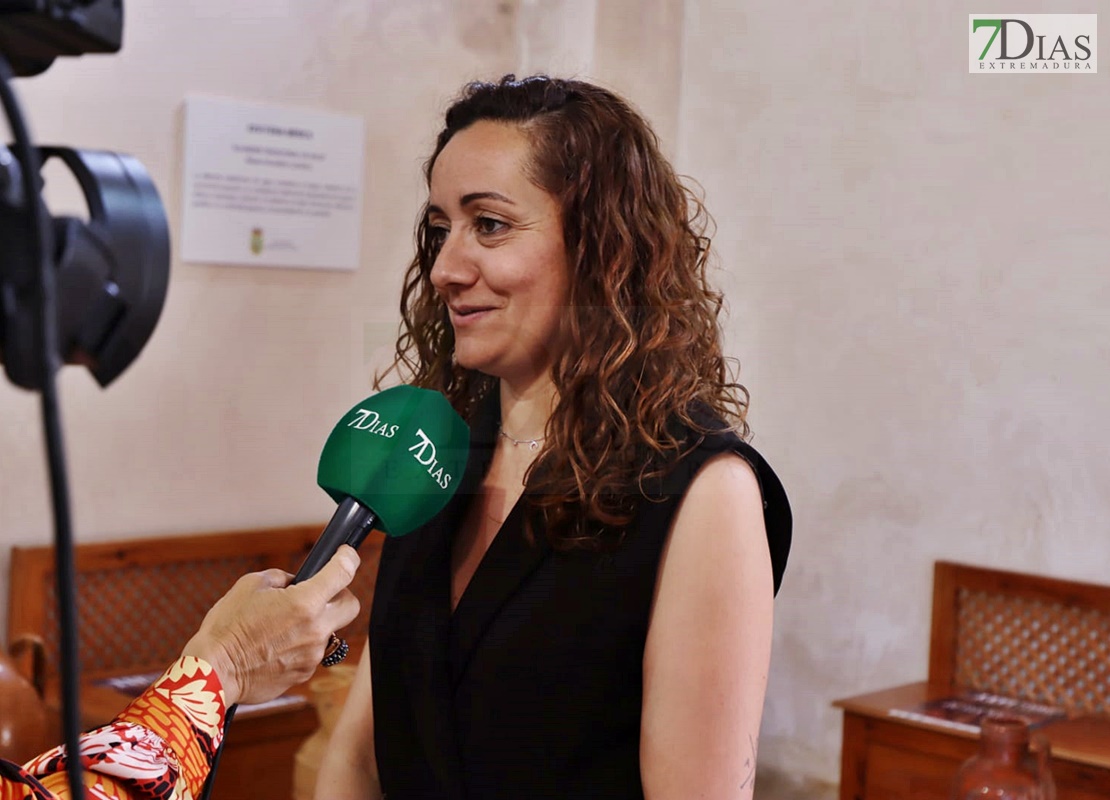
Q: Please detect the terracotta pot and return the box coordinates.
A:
[952,716,1056,800]
[0,636,50,765]
[292,664,358,800]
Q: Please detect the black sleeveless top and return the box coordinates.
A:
[369,394,791,799]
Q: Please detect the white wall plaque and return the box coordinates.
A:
[180,95,365,270]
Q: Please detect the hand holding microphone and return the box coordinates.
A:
[181,546,361,706]
[293,385,470,666]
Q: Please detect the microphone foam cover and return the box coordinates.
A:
[317,385,470,536]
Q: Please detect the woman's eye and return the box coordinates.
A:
[475,216,507,236]
[428,225,449,247]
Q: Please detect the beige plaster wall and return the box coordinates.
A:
[677,0,1110,783]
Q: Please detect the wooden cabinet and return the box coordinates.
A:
[836,683,1110,800]
[835,562,1110,800]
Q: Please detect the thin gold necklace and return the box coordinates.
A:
[498,425,545,452]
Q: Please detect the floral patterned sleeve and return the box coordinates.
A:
[0,656,227,800]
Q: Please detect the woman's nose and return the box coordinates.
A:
[429,230,477,290]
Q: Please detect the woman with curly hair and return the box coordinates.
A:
[318,75,791,800]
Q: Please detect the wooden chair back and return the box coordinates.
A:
[928,560,1110,715]
[7,525,382,684]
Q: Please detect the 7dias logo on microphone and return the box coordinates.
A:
[408,429,453,489]
[969,15,1097,73]
[347,408,399,438]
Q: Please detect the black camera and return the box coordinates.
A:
[0,0,123,77]
[0,0,170,391]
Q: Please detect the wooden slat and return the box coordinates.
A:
[8,525,383,682]
[932,561,1110,616]
[927,561,960,690]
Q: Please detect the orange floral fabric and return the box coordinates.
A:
[0,657,226,800]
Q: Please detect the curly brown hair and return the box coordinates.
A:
[377,74,749,548]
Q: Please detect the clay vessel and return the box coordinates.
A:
[0,636,50,765]
[952,716,1056,800]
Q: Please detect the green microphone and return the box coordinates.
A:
[203,386,469,800]
[293,385,470,583]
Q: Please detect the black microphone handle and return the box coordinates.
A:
[200,499,377,800]
[293,495,378,584]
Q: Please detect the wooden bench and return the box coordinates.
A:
[834,560,1110,800]
[7,524,383,800]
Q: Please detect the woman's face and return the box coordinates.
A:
[427,120,570,387]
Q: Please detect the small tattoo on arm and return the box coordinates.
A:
[739,733,759,789]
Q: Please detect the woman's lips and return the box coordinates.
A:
[449,305,495,327]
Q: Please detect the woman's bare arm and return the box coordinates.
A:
[641,453,774,800]
[314,638,383,800]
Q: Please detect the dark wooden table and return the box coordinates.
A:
[835,682,1110,800]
